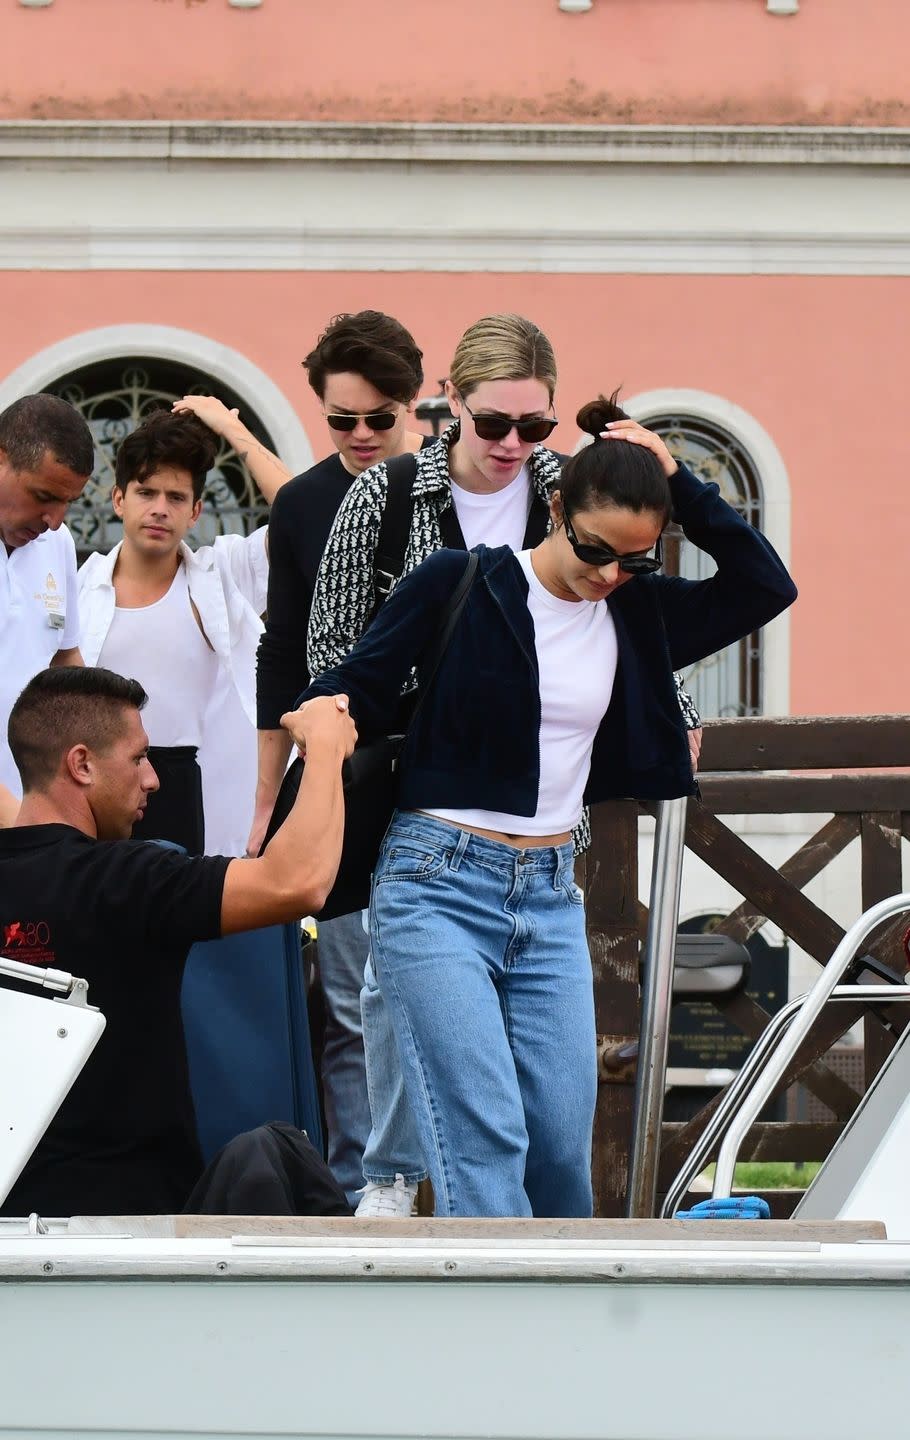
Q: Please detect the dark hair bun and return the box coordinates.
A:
[576,389,628,441]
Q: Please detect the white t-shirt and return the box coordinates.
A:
[430,549,618,836]
[97,564,218,748]
[0,526,80,796]
[450,466,531,551]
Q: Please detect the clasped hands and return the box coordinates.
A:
[280,694,358,761]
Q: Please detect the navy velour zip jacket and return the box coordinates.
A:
[300,462,797,812]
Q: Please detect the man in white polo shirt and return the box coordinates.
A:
[0,394,95,823]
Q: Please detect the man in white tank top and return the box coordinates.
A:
[78,401,291,855]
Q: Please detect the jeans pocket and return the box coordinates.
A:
[559,871,586,907]
[376,841,448,884]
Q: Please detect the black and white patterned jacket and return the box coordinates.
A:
[307,424,558,677]
[307,422,700,723]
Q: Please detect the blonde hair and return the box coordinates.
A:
[449,314,557,401]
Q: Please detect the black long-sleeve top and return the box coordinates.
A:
[256,453,357,729]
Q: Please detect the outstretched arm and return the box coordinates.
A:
[172,395,292,506]
[220,695,356,931]
[300,548,469,742]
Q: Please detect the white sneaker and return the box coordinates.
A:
[354,1174,418,1218]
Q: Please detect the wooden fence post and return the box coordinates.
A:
[585,800,640,1217]
[860,811,905,1086]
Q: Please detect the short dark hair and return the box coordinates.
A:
[8,667,148,793]
[114,410,217,502]
[558,392,672,525]
[303,311,424,404]
[0,394,94,478]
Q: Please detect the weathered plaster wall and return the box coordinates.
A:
[1,0,908,124]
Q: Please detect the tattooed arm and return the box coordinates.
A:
[172,395,291,506]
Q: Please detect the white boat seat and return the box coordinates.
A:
[0,981,105,1209]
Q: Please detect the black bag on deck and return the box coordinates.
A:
[261,550,479,920]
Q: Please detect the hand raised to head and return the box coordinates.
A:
[600,418,678,477]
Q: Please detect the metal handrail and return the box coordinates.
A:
[627,797,689,1218]
[0,955,93,1008]
[712,893,910,1197]
[0,954,74,994]
[661,983,910,1217]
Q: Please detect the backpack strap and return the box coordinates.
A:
[372,451,420,615]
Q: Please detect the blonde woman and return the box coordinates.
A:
[307,313,561,679]
[307,315,562,1214]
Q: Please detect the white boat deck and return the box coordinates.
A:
[5,906,910,1438]
[0,1213,900,1281]
[2,1217,909,1440]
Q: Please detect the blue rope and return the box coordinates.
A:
[675,1196,771,1220]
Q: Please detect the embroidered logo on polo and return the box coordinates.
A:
[33,570,66,629]
[2,919,54,965]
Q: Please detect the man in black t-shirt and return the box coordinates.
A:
[253,310,430,847]
[0,665,355,1217]
[253,309,431,1207]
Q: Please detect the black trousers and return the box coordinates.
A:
[132,745,205,856]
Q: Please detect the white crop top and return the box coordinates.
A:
[429,549,618,835]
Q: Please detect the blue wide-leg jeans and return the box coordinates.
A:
[360,944,428,1186]
[313,910,374,1207]
[369,812,597,1218]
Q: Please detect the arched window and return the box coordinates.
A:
[46,356,280,561]
[646,413,765,718]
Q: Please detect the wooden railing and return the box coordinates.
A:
[582,714,910,1217]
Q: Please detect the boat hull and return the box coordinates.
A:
[2,1228,909,1440]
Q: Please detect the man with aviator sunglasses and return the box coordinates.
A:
[323,408,401,436]
[254,310,431,1209]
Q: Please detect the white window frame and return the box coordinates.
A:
[626,388,793,718]
[0,324,313,474]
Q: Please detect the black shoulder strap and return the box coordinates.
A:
[373,451,420,613]
[409,551,479,729]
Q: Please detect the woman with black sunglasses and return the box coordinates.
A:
[289,391,797,1218]
[307,313,563,682]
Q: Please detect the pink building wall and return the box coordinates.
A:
[1,0,908,719]
[2,0,909,125]
[0,266,905,717]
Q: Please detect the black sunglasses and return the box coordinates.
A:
[564,511,663,574]
[325,410,398,433]
[461,399,558,444]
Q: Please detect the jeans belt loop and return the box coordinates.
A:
[449,826,472,872]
